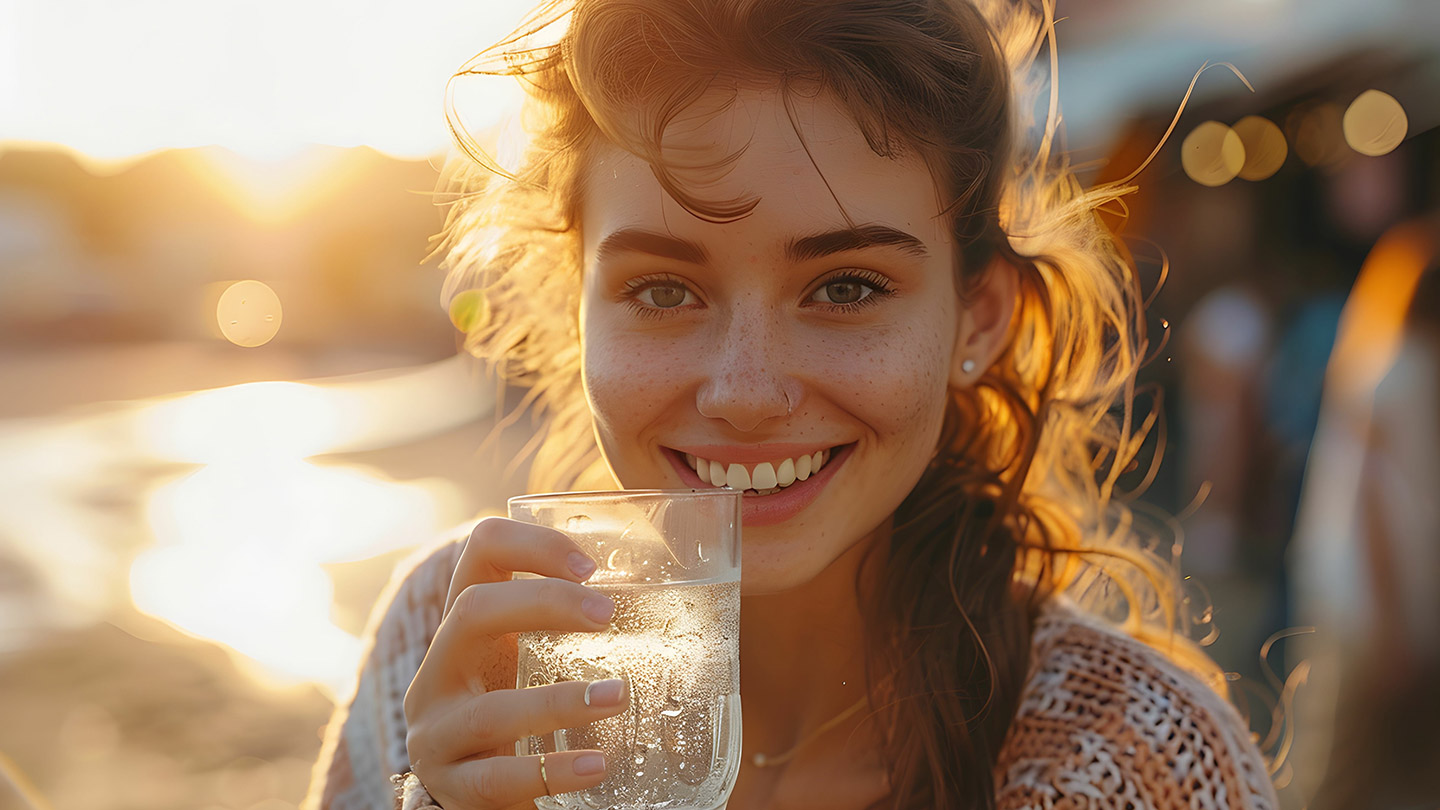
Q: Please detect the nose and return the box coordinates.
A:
[695,303,801,433]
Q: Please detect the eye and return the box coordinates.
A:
[806,270,894,309]
[811,279,870,305]
[640,283,693,309]
[620,275,701,317]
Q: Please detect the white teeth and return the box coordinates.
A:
[725,463,751,490]
[683,448,836,492]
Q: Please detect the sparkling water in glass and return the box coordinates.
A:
[509,490,742,810]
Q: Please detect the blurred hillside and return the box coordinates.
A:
[0,145,455,354]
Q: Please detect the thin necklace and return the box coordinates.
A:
[748,696,869,768]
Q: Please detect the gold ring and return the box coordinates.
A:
[538,752,552,796]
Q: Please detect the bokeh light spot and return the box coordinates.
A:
[1290,102,1346,167]
[448,289,490,334]
[1232,115,1287,181]
[1182,121,1245,187]
[1343,89,1408,157]
[217,280,283,348]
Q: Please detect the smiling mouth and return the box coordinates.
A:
[665,445,848,496]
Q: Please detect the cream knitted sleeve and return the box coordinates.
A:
[994,600,1279,810]
[305,538,465,810]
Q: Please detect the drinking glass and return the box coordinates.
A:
[509,489,742,810]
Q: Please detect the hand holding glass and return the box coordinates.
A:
[510,489,743,810]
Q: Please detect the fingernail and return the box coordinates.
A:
[584,679,626,707]
[568,551,596,579]
[582,595,615,624]
[572,753,606,776]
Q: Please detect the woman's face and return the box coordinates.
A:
[579,88,983,594]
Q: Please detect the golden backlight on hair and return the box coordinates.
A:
[1182,121,1245,187]
[1343,89,1408,158]
[216,280,283,348]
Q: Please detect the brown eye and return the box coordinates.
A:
[810,279,874,306]
[823,281,864,304]
[642,284,691,308]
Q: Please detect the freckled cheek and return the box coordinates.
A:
[581,322,701,445]
[803,329,952,436]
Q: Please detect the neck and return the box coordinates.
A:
[739,523,889,755]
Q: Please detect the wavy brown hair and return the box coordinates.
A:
[435,0,1223,806]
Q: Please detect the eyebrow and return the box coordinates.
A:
[592,223,931,266]
[786,225,931,262]
[593,229,709,266]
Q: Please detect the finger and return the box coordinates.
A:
[446,517,599,616]
[427,751,608,810]
[412,578,615,700]
[418,679,630,762]
[450,578,616,641]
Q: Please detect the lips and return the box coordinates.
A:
[663,443,854,526]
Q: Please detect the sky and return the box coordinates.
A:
[0,0,537,160]
[1,0,1434,161]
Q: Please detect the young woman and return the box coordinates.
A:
[308,0,1280,808]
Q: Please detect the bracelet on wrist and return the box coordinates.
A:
[391,771,444,810]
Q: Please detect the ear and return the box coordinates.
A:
[949,255,1019,387]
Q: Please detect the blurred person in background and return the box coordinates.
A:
[1290,210,1440,810]
[305,1,1282,809]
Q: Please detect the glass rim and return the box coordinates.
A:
[507,488,741,507]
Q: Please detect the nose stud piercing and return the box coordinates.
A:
[961,359,977,374]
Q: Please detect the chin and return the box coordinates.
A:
[735,526,868,596]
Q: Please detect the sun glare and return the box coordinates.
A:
[187,148,360,225]
[3,0,540,162]
[131,458,459,690]
[140,382,347,463]
[122,360,491,691]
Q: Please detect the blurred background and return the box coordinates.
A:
[0,1,1436,809]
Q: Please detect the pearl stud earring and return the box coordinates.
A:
[961,359,977,374]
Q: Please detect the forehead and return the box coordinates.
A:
[580,87,952,256]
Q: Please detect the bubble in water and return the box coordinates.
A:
[516,578,740,802]
[605,547,633,572]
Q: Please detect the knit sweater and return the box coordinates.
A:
[305,538,1279,810]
